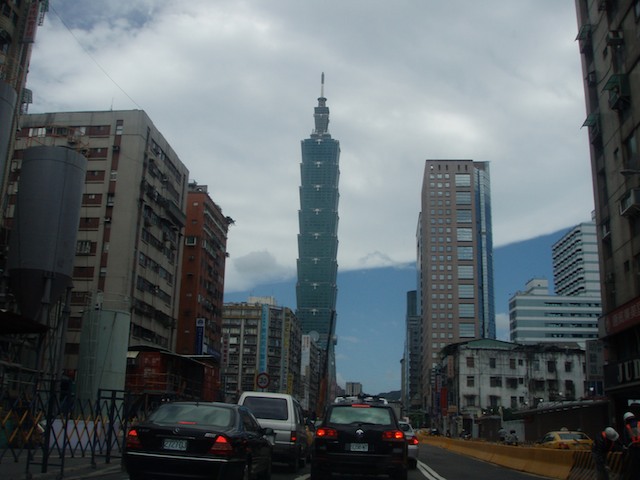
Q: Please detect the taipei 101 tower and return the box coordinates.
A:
[296,74,340,402]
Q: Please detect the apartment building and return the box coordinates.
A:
[221,298,302,400]
[574,0,640,418]
[4,110,189,389]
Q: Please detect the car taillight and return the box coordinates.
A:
[408,436,419,445]
[126,428,141,449]
[290,431,297,442]
[382,430,405,441]
[209,435,234,455]
[316,427,338,439]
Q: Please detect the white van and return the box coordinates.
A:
[238,391,309,472]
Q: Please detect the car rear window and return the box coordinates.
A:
[243,397,289,420]
[328,406,394,426]
[559,432,589,441]
[148,404,233,428]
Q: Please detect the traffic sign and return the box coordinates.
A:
[256,372,270,389]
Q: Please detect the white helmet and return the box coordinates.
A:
[624,412,636,422]
[605,427,619,441]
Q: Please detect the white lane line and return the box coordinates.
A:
[418,460,447,480]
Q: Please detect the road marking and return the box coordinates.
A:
[418,460,447,480]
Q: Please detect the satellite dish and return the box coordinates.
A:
[309,331,320,343]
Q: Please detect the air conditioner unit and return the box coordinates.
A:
[607,30,623,46]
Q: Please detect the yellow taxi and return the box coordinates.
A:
[537,430,593,450]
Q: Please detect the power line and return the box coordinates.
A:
[48,4,143,110]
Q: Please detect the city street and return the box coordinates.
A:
[84,443,555,480]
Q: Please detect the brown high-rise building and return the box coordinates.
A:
[418,159,495,415]
[574,0,640,418]
[175,182,231,392]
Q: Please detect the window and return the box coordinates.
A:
[510,358,516,369]
[565,362,572,372]
[466,356,475,368]
[458,246,473,260]
[456,209,472,223]
[489,395,500,407]
[547,360,556,373]
[456,191,471,205]
[76,240,92,255]
[460,323,475,337]
[185,236,197,246]
[490,376,502,388]
[459,284,474,299]
[464,395,476,407]
[489,358,496,368]
[458,265,474,279]
[466,376,475,387]
[459,304,475,318]
[457,228,472,241]
[511,396,518,409]
[455,173,471,187]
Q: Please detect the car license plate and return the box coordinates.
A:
[350,443,369,452]
[163,438,187,451]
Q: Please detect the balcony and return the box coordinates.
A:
[582,112,601,146]
[575,24,592,53]
[619,188,640,217]
[603,74,630,111]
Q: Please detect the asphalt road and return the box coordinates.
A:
[95,442,557,480]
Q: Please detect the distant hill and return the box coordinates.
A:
[376,390,401,401]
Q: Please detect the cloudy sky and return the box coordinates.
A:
[27,1,594,392]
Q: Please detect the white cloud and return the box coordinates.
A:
[29,0,592,295]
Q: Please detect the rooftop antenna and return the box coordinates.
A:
[321,72,325,98]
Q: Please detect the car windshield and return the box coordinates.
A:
[328,406,394,426]
[148,404,234,428]
[242,397,289,420]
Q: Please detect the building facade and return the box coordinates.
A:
[574,0,640,420]
[300,333,321,413]
[419,160,496,413]
[221,298,302,401]
[402,290,422,412]
[552,221,601,297]
[0,1,48,204]
[433,339,586,437]
[175,182,231,396]
[4,110,189,391]
[296,75,340,406]
[509,278,600,347]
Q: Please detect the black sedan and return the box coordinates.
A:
[123,401,274,480]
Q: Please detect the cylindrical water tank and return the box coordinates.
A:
[7,146,87,321]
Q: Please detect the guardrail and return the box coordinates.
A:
[417,432,627,480]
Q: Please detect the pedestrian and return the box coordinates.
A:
[622,411,640,479]
[592,427,622,480]
[505,430,519,446]
[498,426,507,443]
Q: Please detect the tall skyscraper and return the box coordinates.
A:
[552,220,600,297]
[296,74,340,406]
[296,75,340,350]
[418,159,495,408]
[574,0,640,417]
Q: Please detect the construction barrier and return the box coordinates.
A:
[417,433,627,480]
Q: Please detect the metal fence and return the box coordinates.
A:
[0,386,155,477]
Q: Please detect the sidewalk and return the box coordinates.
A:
[2,455,123,480]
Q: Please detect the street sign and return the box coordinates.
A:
[256,372,270,389]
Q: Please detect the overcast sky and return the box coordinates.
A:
[26,2,594,393]
[27,0,593,294]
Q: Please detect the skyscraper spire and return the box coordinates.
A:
[313,72,330,136]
